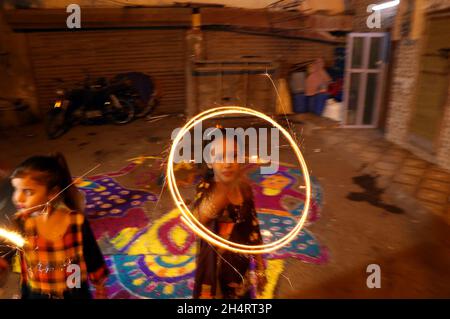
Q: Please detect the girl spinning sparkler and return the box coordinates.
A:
[192,127,267,299]
[3,153,108,299]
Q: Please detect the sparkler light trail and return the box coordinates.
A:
[0,228,25,248]
[166,106,311,254]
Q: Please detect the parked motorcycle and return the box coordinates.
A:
[112,72,159,118]
[46,76,135,139]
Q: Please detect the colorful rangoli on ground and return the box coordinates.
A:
[77,158,328,299]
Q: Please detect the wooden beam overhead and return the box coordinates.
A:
[3,6,352,33]
[201,7,353,31]
[201,7,306,30]
[3,7,192,30]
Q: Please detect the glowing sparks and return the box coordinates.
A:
[167,106,311,254]
[0,228,26,248]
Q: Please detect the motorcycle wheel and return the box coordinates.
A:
[134,94,158,118]
[109,96,135,125]
[46,108,70,139]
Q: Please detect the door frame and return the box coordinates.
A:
[342,32,389,128]
[407,14,450,154]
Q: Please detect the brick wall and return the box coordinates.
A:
[204,31,338,74]
[385,40,421,146]
[384,4,450,171]
[437,88,450,169]
[190,30,339,115]
[348,0,450,172]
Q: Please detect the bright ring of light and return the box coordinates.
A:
[167,106,311,254]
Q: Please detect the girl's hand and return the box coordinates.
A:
[197,182,230,224]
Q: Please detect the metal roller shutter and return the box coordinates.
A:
[27,28,186,115]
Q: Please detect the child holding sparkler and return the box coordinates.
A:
[7,153,108,299]
[192,127,267,299]
[0,162,17,287]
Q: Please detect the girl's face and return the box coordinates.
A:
[11,175,54,213]
[209,137,241,184]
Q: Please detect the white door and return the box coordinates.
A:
[343,33,389,127]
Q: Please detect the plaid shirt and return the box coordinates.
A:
[20,209,108,297]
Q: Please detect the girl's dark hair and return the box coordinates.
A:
[10,152,83,212]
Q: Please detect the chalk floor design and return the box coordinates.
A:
[78,158,328,298]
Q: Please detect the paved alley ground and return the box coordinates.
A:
[0,114,449,298]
